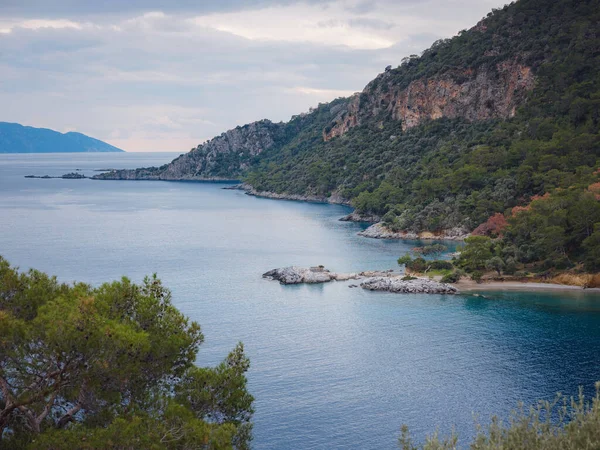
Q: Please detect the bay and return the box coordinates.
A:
[1,153,600,449]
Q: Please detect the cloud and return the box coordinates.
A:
[0,0,509,151]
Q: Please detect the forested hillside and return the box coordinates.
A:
[96,0,600,272]
[246,0,599,232]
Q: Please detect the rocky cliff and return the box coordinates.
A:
[94,119,285,180]
[324,58,535,141]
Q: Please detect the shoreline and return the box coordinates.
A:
[455,279,600,293]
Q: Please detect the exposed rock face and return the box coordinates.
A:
[324,59,535,141]
[360,277,459,294]
[358,223,469,241]
[93,120,285,181]
[262,266,398,285]
[262,266,354,284]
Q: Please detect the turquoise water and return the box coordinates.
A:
[1,153,600,449]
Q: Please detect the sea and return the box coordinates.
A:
[1,152,600,449]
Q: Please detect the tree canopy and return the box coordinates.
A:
[0,257,253,449]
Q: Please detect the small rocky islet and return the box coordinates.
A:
[262,266,459,295]
[25,172,87,179]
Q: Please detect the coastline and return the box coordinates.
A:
[455,279,600,293]
[358,222,469,241]
[239,183,352,206]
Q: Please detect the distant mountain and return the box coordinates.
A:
[0,122,124,153]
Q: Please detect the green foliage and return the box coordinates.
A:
[455,236,494,272]
[413,244,448,256]
[399,384,600,450]
[504,189,600,270]
[240,0,600,237]
[441,271,463,283]
[485,256,505,276]
[0,257,253,449]
[583,224,600,271]
[398,254,413,266]
[471,271,484,283]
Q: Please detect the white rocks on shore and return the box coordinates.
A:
[360,277,460,294]
[262,266,401,285]
[263,266,459,294]
[358,223,469,241]
[262,266,360,284]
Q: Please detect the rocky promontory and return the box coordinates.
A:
[263,266,364,284]
[358,223,469,241]
[360,277,459,294]
[339,211,381,223]
[262,266,460,294]
[93,120,285,181]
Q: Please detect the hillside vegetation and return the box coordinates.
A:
[97,0,600,274]
[247,0,599,230]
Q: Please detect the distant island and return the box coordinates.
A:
[0,122,124,153]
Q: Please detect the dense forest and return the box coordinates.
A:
[243,0,600,274]
[246,0,599,227]
[0,257,253,449]
[98,0,600,275]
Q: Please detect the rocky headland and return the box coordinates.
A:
[92,120,285,181]
[360,277,459,294]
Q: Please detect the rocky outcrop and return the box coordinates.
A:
[262,266,398,285]
[239,184,351,206]
[263,266,459,294]
[263,266,359,284]
[339,211,381,223]
[358,223,469,240]
[324,59,535,140]
[93,120,285,181]
[360,277,459,294]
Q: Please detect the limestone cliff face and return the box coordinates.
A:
[94,120,284,181]
[324,59,535,141]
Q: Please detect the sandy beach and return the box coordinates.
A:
[455,279,600,293]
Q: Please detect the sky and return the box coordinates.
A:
[0,0,507,152]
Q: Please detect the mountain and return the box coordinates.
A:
[0,122,124,153]
[95,0,599,235]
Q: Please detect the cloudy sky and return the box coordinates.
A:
[0,0,506,152]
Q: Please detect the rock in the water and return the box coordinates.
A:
[262,266,334,285]
[360,277,459,294]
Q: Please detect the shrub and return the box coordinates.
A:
[441,271,462,283]
[429,260,454,271]
[471,270,484,283]
[399,384,600,450]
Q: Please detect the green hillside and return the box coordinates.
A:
[246,0,599,234]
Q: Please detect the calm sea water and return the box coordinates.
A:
[1,153,600,449]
